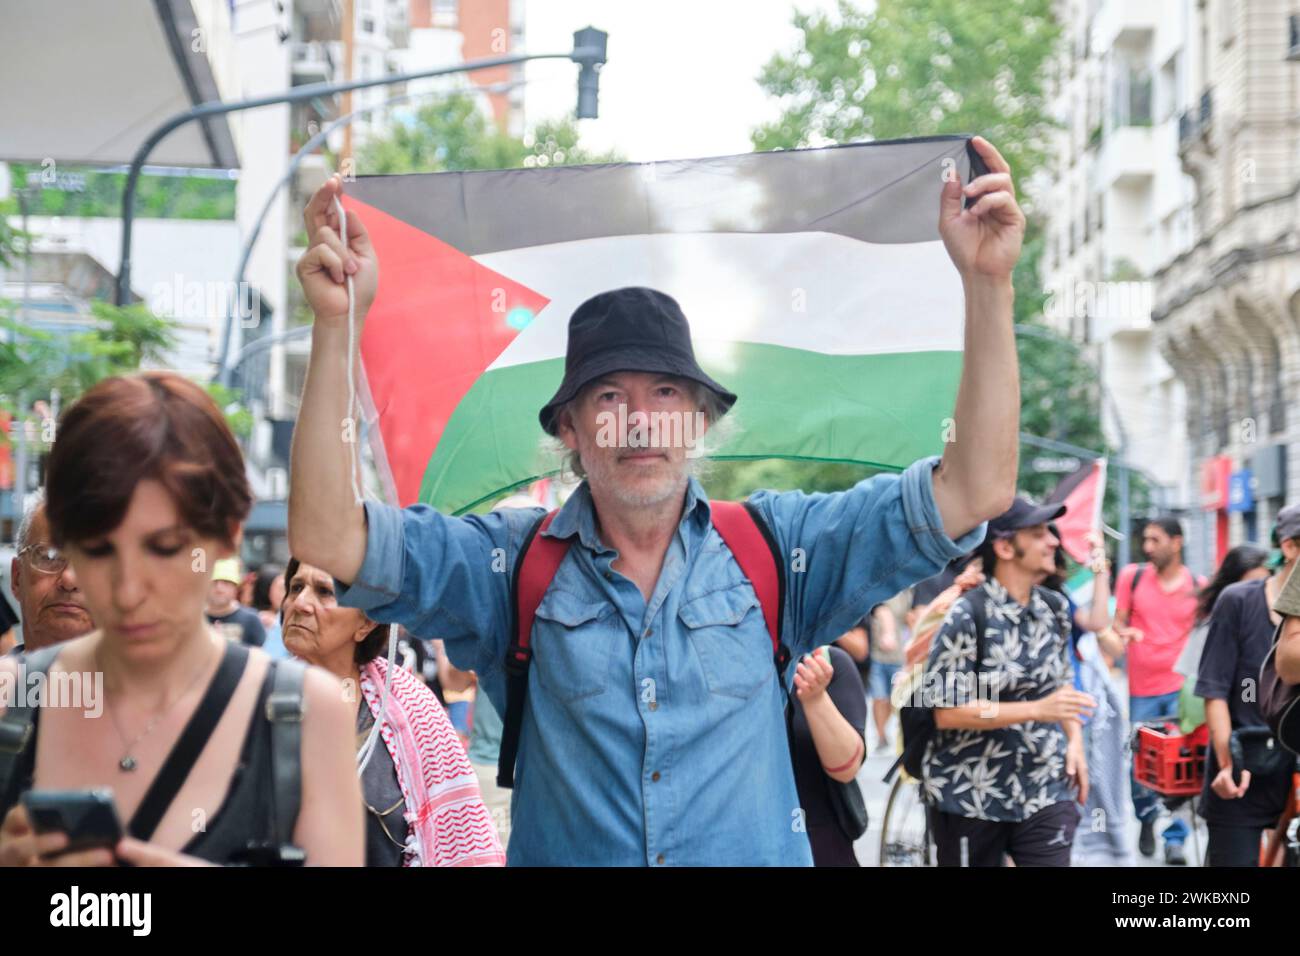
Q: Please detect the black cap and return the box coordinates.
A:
[987,496,1067,538]
[537,287,737,436]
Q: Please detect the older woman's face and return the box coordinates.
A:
[282,561,370,674]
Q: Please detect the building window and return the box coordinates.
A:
[1270,348,1286,434]
[434,0,457,27]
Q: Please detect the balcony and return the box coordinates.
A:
[1098,125,1154,189]
[296,0,342,20]
[1091,0,1158,52]
[291,40,344,85]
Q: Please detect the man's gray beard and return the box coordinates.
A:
[582,450,692,509]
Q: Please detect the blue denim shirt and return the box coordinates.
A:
[336,455,984,865]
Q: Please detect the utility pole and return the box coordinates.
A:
[341,0,355,166]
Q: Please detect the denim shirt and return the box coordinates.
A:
[336,455,984,865]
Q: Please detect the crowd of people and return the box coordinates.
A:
[0,139,1296,868]
[869,502,1300,867]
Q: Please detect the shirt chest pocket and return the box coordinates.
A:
[679,583,772,699]
[532,591,621,703]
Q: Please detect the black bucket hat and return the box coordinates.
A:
[538,287,738,436]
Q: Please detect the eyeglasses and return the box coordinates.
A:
[18,544,69,575]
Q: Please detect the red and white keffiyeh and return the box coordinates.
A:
[360,657,506,866]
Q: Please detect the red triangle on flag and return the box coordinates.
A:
[341,195,550,505]
[1047,459,1106,564]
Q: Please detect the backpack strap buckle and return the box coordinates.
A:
[504,643,532,678]
[265,691,305,724]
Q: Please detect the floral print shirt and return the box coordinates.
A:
[921,578,1075,822]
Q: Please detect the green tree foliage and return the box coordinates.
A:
[204,382,254,440]
[751,0,1061,178]
[0,302,176,407]
[713,1,1113,509]
[7,164,236,220]
[358,93,622,175]
[0,300,251,445]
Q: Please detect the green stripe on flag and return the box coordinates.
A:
[420,345,964,514]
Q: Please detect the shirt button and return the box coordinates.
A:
[644,628,653,637]
[648,700,659,711]
[652,771,661,782]
[603,571,613,580]
[656,853,665,865]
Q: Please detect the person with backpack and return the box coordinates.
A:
[1194,510,1300,866]
[1113,516,1207,864]
[919,497,1094,866]
[0,373,363,867]
[289,145,1026,865]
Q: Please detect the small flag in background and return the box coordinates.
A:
[342,135,988,513]
[1047,458,1108,564]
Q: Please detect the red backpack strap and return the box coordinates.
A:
[710,500,789,672]
[497,509,572,789]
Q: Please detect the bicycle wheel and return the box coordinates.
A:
[879,774,932,866]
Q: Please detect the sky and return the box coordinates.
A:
[521,0,845,163]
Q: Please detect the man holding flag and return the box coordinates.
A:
[288,136,1025,865]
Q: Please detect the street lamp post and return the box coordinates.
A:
[113,29,609,306]
[218,76,529,388]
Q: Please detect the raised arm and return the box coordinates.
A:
[289,175,379,585]
[931,137,1024,540]
[795,649,867,784]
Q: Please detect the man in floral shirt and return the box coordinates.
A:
[922,497,1096,866]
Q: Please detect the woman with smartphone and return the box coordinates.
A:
[0,372,364,866]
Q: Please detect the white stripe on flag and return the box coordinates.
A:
[475,232,963,371]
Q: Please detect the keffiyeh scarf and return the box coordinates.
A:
[360,657,506,866]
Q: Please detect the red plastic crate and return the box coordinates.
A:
[1133,723,1209,797]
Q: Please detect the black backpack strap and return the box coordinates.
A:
[1130,563,1146,605]
[0,645,62,814]
[882,586,988,785]
[497,510,551,790]
[264,657,307,846]
[969,587,987,685]
[128,642,248,842]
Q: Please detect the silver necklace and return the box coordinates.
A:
[97,636,218,772]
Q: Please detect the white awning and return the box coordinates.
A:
[0,0,239,168]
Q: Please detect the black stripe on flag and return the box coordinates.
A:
[347,134,990,255]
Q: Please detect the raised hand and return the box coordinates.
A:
[295,174,379,326]
[793,647,835,702]
[938,136,1026,281]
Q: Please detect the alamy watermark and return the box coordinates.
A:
[594,405,709,455]
[0,663,102,718]
[149,274,263,328]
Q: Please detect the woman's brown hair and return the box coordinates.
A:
[45,372,252,548]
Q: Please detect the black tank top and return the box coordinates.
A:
[6,652,289,864]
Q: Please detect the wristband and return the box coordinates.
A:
[822,736,864,776]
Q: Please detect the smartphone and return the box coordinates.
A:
[21,789,124,854]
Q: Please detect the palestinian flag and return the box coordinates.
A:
[342,135,988,513]
[1047,458,1108,564]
